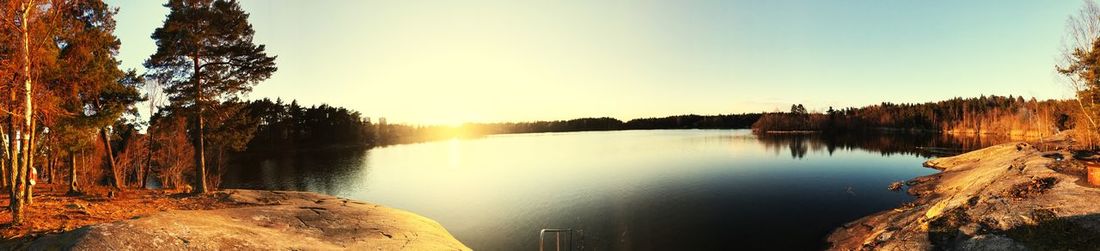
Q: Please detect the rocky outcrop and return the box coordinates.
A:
[5,190,470,250]
[827,140,1100,250]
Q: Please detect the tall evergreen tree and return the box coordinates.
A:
[145,0,276,193]
[92,70,144,189]
[55,0,144,190]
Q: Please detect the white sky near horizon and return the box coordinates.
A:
[107,0,1082,125]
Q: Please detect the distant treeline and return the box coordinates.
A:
[231,99,762,151]
[235,95,1081,154]
[373,114,762,145]
[751,95,1076,137]
[470,114,763,134]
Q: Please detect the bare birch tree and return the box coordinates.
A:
[1058,0,1100,148]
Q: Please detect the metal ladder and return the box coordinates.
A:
[539,228,578,251]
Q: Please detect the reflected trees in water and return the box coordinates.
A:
[222,148,368,196]
[753,132,1012,159]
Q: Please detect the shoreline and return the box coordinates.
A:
[826,136,1100,250]
[0,189,470,250]
[761,130,819,134]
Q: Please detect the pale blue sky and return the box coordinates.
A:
[107,0,1082,124]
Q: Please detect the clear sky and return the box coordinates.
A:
[106,0,1082,125]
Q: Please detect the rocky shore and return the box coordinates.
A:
[2,190,470,250]
[827,137,1100,250]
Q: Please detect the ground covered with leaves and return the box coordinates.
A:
[0,184,245,240]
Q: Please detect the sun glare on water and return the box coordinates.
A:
[448,138,462,169]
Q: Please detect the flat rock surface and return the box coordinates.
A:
[5,190,470,250]
[827,138,1100,250]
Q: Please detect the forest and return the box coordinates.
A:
[243,98,373,153]
[742,0,1100,150]
[366,113,762,145]
[0,0,286,224]
[751,95,1077,138]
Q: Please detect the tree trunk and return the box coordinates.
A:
[142,129,155,189]
[100,128,120,189]
[45,151,51,184]
[1075,97,1097,148]
[23,124,34,206]
[10,0,34,224]
[69,152,77,193]
[0,125,7,190]
[214,147,223,189]
[41,152,47,184]
[8,125,20,224]
[193,54,208,194]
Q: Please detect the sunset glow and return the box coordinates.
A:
[109,0,1079,125]
[6,0,1100,249]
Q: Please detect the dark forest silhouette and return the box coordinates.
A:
[233,100,762,152]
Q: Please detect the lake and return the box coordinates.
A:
[222,129,1003,250]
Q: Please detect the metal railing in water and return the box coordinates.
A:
[539,228,576,251]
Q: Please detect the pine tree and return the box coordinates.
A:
[55,0,144,190]
[145,0,276,193]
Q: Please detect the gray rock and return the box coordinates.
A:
[956,235,1029,251]
[7,190,471,251]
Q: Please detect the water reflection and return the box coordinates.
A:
[223,148,369,196]
[448,139,462,169]
[754,132,1008,159]
[221,130,1010,250]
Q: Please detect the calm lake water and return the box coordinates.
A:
[223,129,1002,250]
